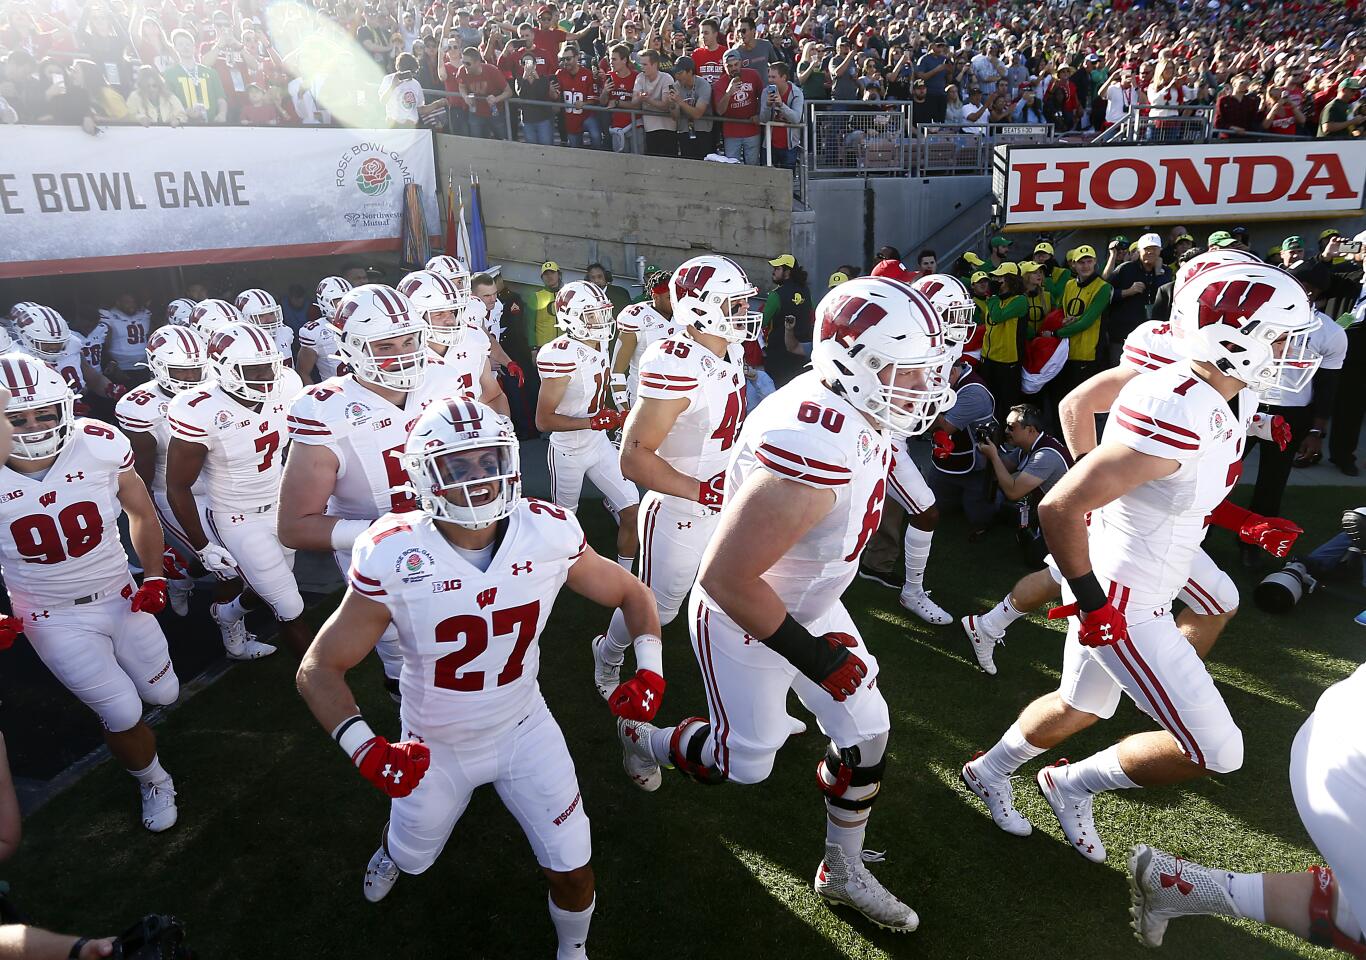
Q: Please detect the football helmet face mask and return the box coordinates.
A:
[14,303,70,362]
[166,298,198,327]
[0,352,75,460]
[1171,262,1321,397]
[207,322,284,403]
[235,288,284,332]
[910,273,976,346]
[190,299,244,339]
[400,397,520,530]
[670,255,760,342]
[810,276,955,437]
[555,280,615,342]
[145,325,210,394]
[333,284,428,391]
[315,276,353,324]
[397,270,468,347]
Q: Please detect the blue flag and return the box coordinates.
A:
[469,176,489,273]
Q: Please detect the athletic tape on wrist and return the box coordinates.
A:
[333,715,377,763]
[632,633,663,676]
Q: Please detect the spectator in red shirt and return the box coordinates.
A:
[599,43,640,153]
[713,48,762,164]
[555,42,602,148]
[454,45,510,139]
[531,2,594,64]
[1214,74,1264,137]
[691,17,726,87]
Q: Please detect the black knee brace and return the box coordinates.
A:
[816,742,887,812]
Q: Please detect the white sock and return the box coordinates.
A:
[129,755,169,785]
[548,893,593,960]
[977,721,1047,780]
[1223,871,1266,921]
[602,609,631,660]
[1064,744,1139,795]
[648,725,677,766]
[616,554,634,572]
[901,526,933,593]
[981,594,1026,636]
[825,816,867,862]
[211,597,246,624]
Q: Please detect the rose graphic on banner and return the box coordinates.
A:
[356,157,391,197]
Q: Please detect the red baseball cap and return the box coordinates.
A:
[870,259,915,284]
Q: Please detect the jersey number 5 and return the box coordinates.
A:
[434,600,540,692]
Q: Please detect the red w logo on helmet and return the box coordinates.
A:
[206,332,236,359]
[673,264,716,301]
[1196,280,1275,330]
[917,279,945,299]
[819,295,888,342]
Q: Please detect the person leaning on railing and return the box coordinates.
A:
[758,62,803,171]
[668,56,713,161]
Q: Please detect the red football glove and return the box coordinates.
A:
[1269,415,1292,452]
[698,471,725,511]
[608,669,665,721]
[816,631,868,701]
[931,429,955,461]
[355,737,431,798]
[1208,500,1303,558]
[104,382,128,400]
[0,616,23,651]
[130,577,168,614]
[73,399,91,417]
[589,409,625,431]
[162,545,190,580]
[504,361,525,388]
[1048,601,1128,647]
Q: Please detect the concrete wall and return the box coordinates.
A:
[434,135,792,288]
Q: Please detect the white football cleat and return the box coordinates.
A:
[213,608,277,660]
[591,634,622,702]
[1128,844,1236,947]
[617,717,662,792]
[898,588,952,625]
[960,615,1002,676]
[168,578,193,617]
[1037,760,1106,863]
[364,847,400,903]
[960,753,1032,836]
[814,844,918,933]
[139,777,178,833]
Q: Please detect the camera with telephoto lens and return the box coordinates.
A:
[1254,559,1319,614]
[111,915,195,960]
[973,417,1000,447]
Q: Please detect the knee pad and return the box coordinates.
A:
[816,732,889,813]
[270,590,306,623]
[1308,866,1366,956]
[99,695,146,735]
[142,663,180,707]
[668,717,726,785]
[1201,725,1244,775]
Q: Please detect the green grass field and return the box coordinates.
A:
[7,487,1363,959]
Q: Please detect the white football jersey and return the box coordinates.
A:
[717,370,890,622]
[1120,319,1179,373]
[616,302,680,397]
[298,319,342,380]
[1092,361,1256,604]
[166,369,303,508]
[537,334,610,451]
[273,326,296,369]
[81,320,110,370]
[0,421,135,604]
[44,334,89,395]
[637,332,746,500]
[426,327,492,399]
[115,380,207,497]
[99,307,152,366]
[349,499,586,744]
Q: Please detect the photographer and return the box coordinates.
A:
[977,404,1072,563]
[379,52,423,128]
[928,359,997,539]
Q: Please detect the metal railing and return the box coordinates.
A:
[1099,103,1215,143]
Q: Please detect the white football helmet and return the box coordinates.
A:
[555,280,614,342]
[671,255,760,342]
[1174,249,1262,295]
[333,284,428,391]
[235,288,284,332]
[811,276,955,436]
[400,396,519,529]
[315,276,353,323]
[0,352,75,460]
[397,270,468,347]
[145,325,210,394]
[1171,262,1321,397]
[910,273,976,346]
[13,303,70,362]
[190,299,244,339]
[166,298,198,327]
[424,254,472,296]
[207,322,284,403]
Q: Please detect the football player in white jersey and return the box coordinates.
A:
[1126,664,1366,956]
[99,293,152,385]
[609,267,680,407]
[961,263,1319,860]
[619,276,955,932]
[79,312,111,372]
[236,288,296,368]
[296,398,663,958]
[594,256,750,696]
[0,354,181,833]
[295,277,352,383]
[535,281,640,570]
[165,322,306,656]
[396,270,507,414]
[12,304,123,404]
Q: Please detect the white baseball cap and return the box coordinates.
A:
[1137,232,1162,249]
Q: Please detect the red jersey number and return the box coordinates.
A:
[433,601,541,692]
[11,501,103,565]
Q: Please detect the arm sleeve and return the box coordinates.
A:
[753,427,853,488]
[1057,282,1112,338]
[986,295,1028,325]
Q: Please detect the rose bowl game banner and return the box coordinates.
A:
[0,125,438,277]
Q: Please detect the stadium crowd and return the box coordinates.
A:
[3,0,1366,151]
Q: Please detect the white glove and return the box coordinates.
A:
[198,543,239,578]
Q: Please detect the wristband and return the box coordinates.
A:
[632,633,663,676]
[141,576,167,584]
[1308,429,1322,436]
[757,614,820,669]
[330,519,372,552]
[1065,572,1107,613]
[68,938,88,960]
[332,714,377,763]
